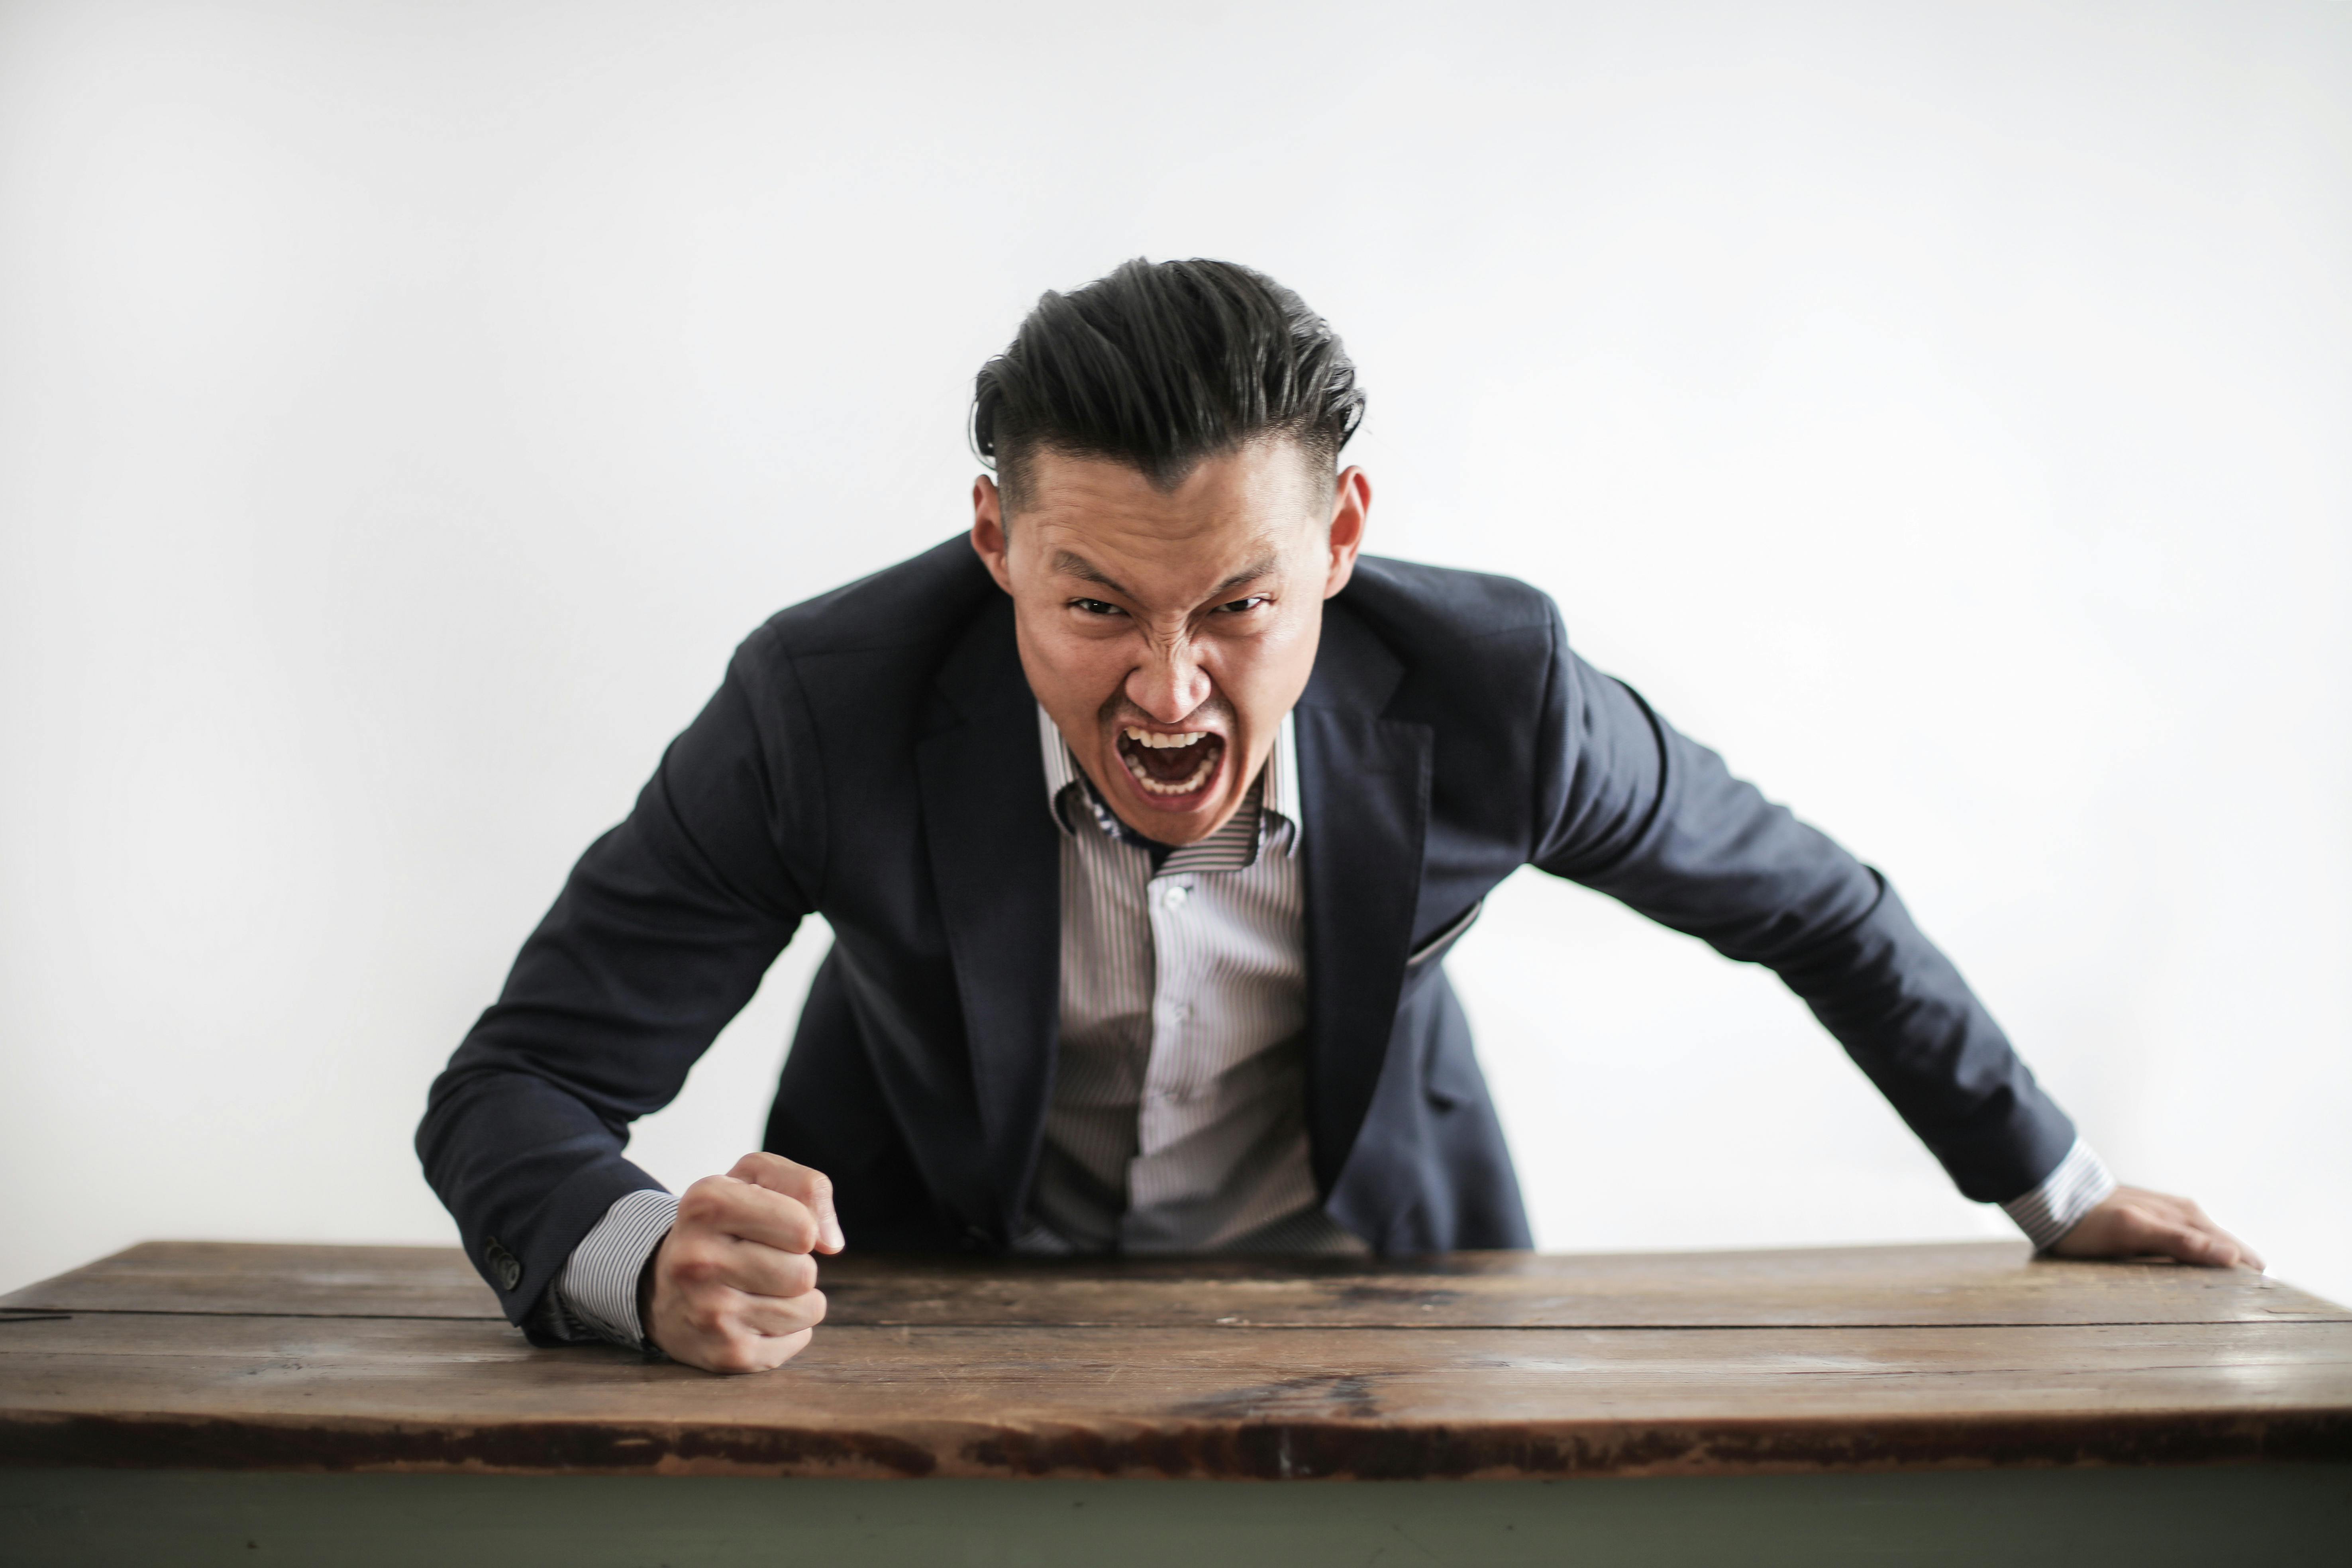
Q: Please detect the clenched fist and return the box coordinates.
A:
[645,1152,844,1374]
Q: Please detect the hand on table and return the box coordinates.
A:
[645,1152,844,1374]
[2048,1185,2262,1271]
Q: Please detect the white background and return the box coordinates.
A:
[2,0,2344,1303]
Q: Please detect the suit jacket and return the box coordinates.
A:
[418,537,2077,1325]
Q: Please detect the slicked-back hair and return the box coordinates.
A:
[972,258,1365,510]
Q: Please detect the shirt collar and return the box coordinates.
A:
[1036,703,1301,857]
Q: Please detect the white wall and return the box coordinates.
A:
[2,0,2344,1303]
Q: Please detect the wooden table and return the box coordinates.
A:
[3,1241,2348,1564]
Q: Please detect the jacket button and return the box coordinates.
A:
[483,1237,524,1292]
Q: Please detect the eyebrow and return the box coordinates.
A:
[1049,550,1281,605]
[1051,551,1134,599]
[1209,556,1280,599]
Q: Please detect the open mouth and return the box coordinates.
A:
[1114,725,1226,801]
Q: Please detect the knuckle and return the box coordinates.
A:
[722,1323,798,1375]
[772,1292,822,1331]
[755,1194,814,1249]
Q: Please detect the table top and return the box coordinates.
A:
[4,1240,2347,1479]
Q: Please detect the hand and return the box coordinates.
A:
[645,1152,845,1374]
[2047,1184,2263,1270]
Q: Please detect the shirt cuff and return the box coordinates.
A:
[2000,1138,2117,1251]
[547,1188,678,1348]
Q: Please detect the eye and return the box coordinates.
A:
[1071,598,1126,617]
[1214,595,1271,614]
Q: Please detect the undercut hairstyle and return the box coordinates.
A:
[972,257,1366,510]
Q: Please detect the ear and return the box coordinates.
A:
[969,475,1014,595]
[1321,466,1370,599]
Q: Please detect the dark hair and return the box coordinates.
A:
[972,258,1365,507]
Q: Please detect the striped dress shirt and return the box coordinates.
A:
[1014,705,1364,1256]
[534,710,2116,1348]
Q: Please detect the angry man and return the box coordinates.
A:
[419,258,2258,1374]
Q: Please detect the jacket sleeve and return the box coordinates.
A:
[416,641,821,1326]
[1527,604,2077,1203]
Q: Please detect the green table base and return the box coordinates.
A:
[5,1465,2347,1566]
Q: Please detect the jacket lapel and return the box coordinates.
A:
[915,595,1061,1241]
[1296,603,1432,1196]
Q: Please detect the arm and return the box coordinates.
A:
[416,640,847,1358]
[1527,612,2254,1265]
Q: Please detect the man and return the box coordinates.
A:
[419,258,2259,1376]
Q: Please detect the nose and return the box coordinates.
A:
[1126,633,1212,724]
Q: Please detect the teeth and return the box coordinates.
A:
[1121,750,1216,795]
[1123,726,1210,750]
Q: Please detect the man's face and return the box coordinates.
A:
[971,440,1369,846]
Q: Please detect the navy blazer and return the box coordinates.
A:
[419,538,2077,1324]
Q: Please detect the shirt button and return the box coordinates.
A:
[1163,885,1189,908]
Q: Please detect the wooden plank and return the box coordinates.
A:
[0,1244,500,1321]
[6,1240,2341,1328]
[3,1310,2348,1478]
[812,1245,2346,1329]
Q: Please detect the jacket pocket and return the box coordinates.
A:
[1404,898,1484,972]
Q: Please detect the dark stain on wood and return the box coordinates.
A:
[0,1412,944,1477]
[1173,1372,1393,1422]
[10,1405,2348,1482]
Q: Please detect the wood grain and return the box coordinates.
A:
[3,1310,2348,1478]
[6,1240,2341,1328]
[0,1244,500,1321]
[812,1244,2346,1329]
[6,1242,2346,1480]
